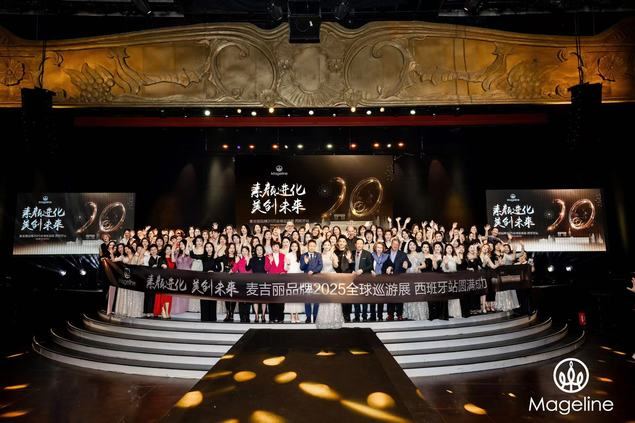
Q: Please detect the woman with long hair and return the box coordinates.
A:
[284,241,304,323]
[246,244,267,323]
[403,240,428,320]
[232,245,253,323]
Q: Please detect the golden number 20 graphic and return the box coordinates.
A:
[76,201,127,234]
[321,177,384,219]
[547,198,596,232]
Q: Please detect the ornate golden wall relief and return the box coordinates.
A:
[0,20,633,107]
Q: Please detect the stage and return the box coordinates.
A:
[32,310,584,380]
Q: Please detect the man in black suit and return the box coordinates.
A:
[145,244,167,316]
[348,238,373,322]
[382,238,411,321]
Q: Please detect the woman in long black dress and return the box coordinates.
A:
[428,242,449,320]
[220,243,237,322]
[246,244,267,323]
[200,242,220,322]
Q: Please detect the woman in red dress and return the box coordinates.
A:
[153,244,175,318]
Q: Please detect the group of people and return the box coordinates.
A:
[102,217,529,329]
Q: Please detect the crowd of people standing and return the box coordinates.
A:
[101,217,529,329]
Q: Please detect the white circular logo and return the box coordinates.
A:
[275,165,283,172]
[553,358,589,393]
[510,193,517,199]
[43,195,49,201]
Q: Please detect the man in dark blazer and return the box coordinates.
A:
[382,238,411,321]
[145,244,167,316]
[348,238,373,322]
[300,239,323,323]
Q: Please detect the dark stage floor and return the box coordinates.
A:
[1,333,634,422]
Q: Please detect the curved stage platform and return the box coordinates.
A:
[32,310,585,380]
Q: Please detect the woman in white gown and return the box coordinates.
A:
[188,236,205,312]
[285,241,304,323]
[495,240,520,311]
[442,244,463,319]
[403,240,429,320]
[315,240,344,329]
[114,245,145,318]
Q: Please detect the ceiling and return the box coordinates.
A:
[0,0,633,39]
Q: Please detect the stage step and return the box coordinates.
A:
[33,311,585,380]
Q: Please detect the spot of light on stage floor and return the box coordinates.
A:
[218,419,239,423]
[234,371,256,382]
[415,389,425,400]
[316,350,336,356]
[600,346,612,351]
[263,356,286,366]
[349,349,369,355]
[367,392,396,409]
[274,372,297,384]
[340,400,410,423]
[613,350,626,356]
[507,392,517,398]
[3,384,28,391]
[445,389,453,394]
[203,370,233,380]
[596,377,613,383]
[298,382,340,400]
[175,391,203,408]
[0,410,30,418]
[5,352,26,359]
[220,354,235,360]
[598,359,606,363]
[250,410,287,423]
[463,403,487,415]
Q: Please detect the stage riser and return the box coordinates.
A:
[404,334,585,378]
[109,310,513,333]
[51,326,568,367]
[67,323,233,353]
[395,326,567,365]
[387,319,552,353]
[83,313,535,343]
[33,312,585,379]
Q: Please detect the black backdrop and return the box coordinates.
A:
[0,106,633,270]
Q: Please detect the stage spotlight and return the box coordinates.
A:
[59,270,67,276]
[366,110,372,115]
[334,0,351,21]
[397,142,405,148]
[204,109,211,116]
[350,106,356,112]
[297,144,304,149]
[248,144,255,150]
[350,143,357,149]
[268,107,275,114]
[308,110,314,115]
[222,144,229,150]
[332,113,337,117]
[272,144,279,150]
[79,269,87,276]
[326,143,333,150]
[284,145,289,149]
[372,142,380,149]
[379,107,385,112]
[131,0,152,15]
[387,143,392,148]
[410,109,416,115]
[251,111,257,116]
[237,108,242,114]
[547,265,555,273]
[566,265,573,272]
[267,0,284,22]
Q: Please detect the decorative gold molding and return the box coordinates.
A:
[0,20,633,107]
